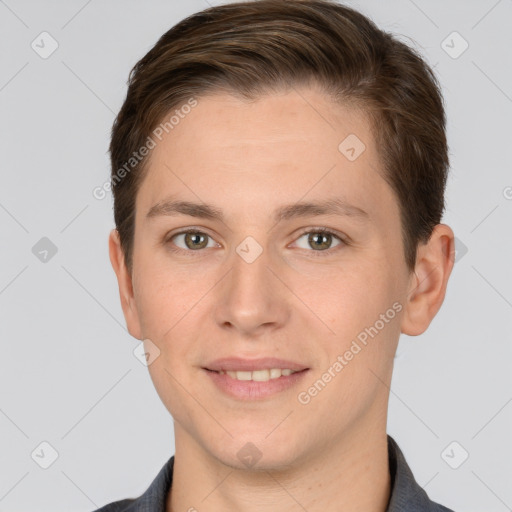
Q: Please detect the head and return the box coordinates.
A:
[109,0,454,469]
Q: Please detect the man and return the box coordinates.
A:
[98,0,456,510]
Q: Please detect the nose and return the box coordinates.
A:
[213,240,291,338]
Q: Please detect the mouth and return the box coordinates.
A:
[205,367,305,382]
[202,358,310,400]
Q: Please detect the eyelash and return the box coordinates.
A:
[164,227,349,258]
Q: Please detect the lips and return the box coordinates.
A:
[204,359,310,400]
[203,357,310,399]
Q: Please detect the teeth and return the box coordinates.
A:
[219,369,300,381]
[270,368,281,379]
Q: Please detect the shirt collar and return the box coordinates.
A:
[385,435,453,511]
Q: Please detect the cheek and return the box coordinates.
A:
[135,268,200,416]
[309,263,383,324]
[132,262,189,344]
[308,258,402,361]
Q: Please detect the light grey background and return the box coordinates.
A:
[0,0,511,510]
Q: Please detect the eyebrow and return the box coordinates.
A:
[146,196,370,224]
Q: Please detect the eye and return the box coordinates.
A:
[167,229,218,252]
[292,228,346,255]
[165,227,347,256]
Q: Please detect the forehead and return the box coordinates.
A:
[163,87,371,154]
[136,87,397,225]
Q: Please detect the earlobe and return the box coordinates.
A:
[108,229,143,340]
[400,224,455,336]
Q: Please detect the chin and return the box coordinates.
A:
[208,434,306,473]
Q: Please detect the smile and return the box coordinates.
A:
[215,368,301,381]
[204,367,309,400]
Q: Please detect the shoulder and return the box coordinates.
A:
[387,435,456,512]
[91,499,137,512]
[90,454,175,512]
[430,503,456,512]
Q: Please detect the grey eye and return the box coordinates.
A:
[295,231,342,251]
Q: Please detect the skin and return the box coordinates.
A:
[109,84,455,512]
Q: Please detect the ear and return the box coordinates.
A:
[401,223,455,336]
[108,229,143,340]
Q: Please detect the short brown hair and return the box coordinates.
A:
[109,0,449,274]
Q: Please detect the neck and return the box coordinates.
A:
[167,422,391,512]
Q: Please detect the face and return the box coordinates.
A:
[113,85,419,469]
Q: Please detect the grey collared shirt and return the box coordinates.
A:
[92,435,455,511]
